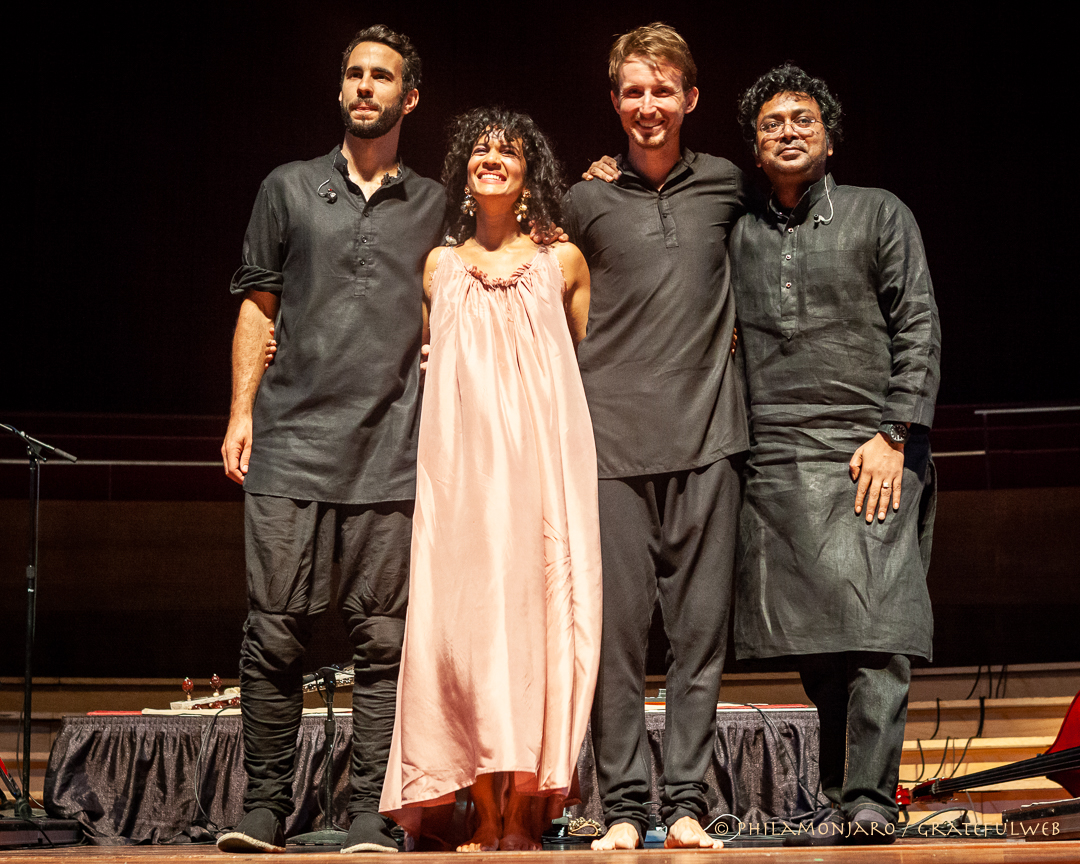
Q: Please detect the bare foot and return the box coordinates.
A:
[664,816,723,849]
[500,833,542,851]
[459,773,501,852]
[591,822,640,851]
[457,830,499,853]
[500,783,546,851]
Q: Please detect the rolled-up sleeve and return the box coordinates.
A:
[229,183,284,296]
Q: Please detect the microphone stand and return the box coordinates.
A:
[289,667,347,846]
[0,424,77,819]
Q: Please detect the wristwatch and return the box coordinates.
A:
[879,422,908,444]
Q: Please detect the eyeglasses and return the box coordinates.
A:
[758,116,823,138]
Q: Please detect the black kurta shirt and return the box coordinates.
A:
[562,150,750,479]
[731,175,941,660]
[230,148,446,504]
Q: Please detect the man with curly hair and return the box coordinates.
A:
[730,64,940,846]
[562,23,749,851]
[217,25,445,854]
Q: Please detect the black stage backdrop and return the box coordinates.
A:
[7,3,1075,413]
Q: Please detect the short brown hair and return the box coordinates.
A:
[608,23,697,95]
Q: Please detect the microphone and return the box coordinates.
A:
[302,665,343,688]
[814,177,835,225]
[317,177,337,204]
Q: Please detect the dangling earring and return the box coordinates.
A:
[461,187,477,217]
[514,188,531,223]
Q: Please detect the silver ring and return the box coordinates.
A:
[882,482,891,489]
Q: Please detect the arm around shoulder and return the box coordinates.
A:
[421,247,445,350]
[423,247,444,303]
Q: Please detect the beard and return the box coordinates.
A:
[625,113,673,151]
[340,94,405,140]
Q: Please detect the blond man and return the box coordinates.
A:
[562,24,750,850]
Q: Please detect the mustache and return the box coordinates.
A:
[348,100,379,112]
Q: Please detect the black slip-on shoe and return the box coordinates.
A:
[341,811,399,854]
[217,807,286,853]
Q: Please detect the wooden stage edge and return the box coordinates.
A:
[3,839,1080,863]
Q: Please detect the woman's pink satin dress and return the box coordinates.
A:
[380,245,601,839]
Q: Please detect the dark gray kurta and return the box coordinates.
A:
[562,150,749,478]
[231,149,446,504]
[731,175,941,660]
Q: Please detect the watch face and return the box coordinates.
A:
[889,424,907,443]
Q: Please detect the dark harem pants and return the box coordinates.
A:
[590,455,742,843]
[798,651,911,822]
[239,493,412,821]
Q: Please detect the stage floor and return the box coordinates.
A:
[3,839,1079,862]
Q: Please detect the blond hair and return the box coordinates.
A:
[608,23,697,95]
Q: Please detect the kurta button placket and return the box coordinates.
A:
[779,221,798,337]
[356,203,372,295]
[359,198,376,295]
[658,192,680,249]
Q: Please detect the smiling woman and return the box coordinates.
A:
[378,107,600,853]
[441,108,565,246]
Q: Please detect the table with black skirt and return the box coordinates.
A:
[44,706,820,844]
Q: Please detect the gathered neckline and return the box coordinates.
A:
[450,246,544,289]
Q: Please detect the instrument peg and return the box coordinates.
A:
[895,785,911,807]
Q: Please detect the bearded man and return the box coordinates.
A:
[217,25,445,854]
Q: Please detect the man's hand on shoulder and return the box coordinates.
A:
[850,433,905,522]
[221,414,253,485]
[528,220,569,246]
[582,155,620,183]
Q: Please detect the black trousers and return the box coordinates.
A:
[590,456,742,841]
[798,652,911,823]
[239,493,412,821]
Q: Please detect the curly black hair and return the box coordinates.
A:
[341,25,421,93]
[442,107,564,245]
[737,64,843,155]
